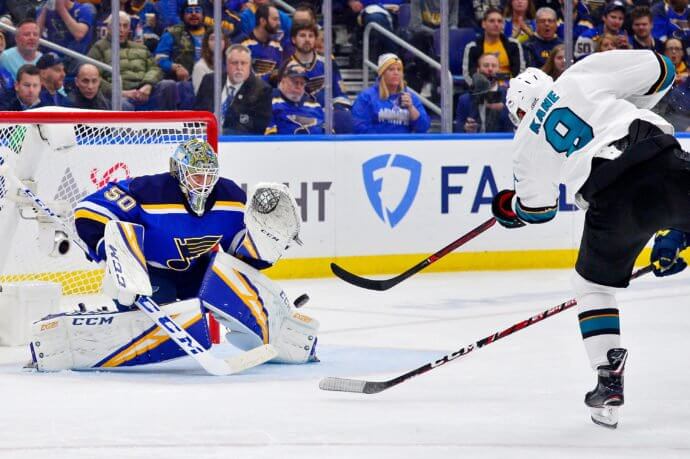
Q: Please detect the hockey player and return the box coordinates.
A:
[30,138,319,371]
[490,50,686,428]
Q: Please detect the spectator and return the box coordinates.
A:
[7,63,44,110]
[36,52,71,107]
[0,66,15,109]
[88,11,177,110]
[0,18,41,79]
[280,3,317,59]
[454,53,512,133]
[523,7,561,67]
[237,4,283,80]
[0,30,6,55]
[540,43,565,80]
[631,6,663,52]
[154,0,207,81]
[463,7,525,86]
[574,0,628,60]
[352,53,430,134]
[652,0,690,45]
[36,0,97,76]
[285,21,347,107]
[465,0,503,31]
[596,33,619,52]
[68,62,111,109]
[665,37,689,86]
[239,0,292,43]
[504,0,536,43]
[352,0,402,62]
[4,1,42,24]
[403,0,459,93]
[192,29,226,93]
[194,44,272,135]
[265,62,324,134]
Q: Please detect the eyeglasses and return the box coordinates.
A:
[185,6,203,14]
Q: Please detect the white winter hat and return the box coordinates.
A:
[377,53,402,76]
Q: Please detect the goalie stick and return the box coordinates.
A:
[330,217,497,291]
[319,264,654,394]
[0,164,277,376]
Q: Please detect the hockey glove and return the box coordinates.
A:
[491,190,526,229]
[651,229,688,277]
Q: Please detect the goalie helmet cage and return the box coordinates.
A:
[0,109,221,343]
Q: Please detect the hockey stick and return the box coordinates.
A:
[0,164,277,375]
[330,217,497,291]
[319,264,654,394]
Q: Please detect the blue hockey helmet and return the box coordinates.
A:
[170,138,219,216]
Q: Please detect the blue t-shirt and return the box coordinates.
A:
[0,47,41,79]
[352,83,431,134]
[39,2,97,57]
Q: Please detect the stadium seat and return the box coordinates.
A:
[432,28,477,85]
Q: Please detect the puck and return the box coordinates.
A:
[293,293,310,308]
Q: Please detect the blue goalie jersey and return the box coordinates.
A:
[74,173,263,302]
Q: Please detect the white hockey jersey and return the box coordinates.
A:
[512,50,675,213]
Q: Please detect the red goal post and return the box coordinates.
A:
[0,109,221,342]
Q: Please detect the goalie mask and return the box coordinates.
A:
[170,139,219,216]
[506,68,553,127]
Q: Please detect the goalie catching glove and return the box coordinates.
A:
[101,221,152,307]
[242,182,302,264]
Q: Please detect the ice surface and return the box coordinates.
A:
[1,269,689,459]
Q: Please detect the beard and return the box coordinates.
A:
[296,43,313,55]
[266,23,279,35]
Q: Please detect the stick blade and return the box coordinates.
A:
[319,376,367,393]
[319,377,389,394]
[224,344,277,375]
[330,263,392,291]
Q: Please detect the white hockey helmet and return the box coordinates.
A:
[170,138,219,216]
[506,68,553,127]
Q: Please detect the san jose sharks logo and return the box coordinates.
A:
[362,154,422,228]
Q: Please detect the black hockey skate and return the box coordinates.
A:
[585,348,628,429]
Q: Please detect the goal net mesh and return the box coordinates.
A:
[0,110,216,296]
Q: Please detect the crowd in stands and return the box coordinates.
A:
[0,0,687,135]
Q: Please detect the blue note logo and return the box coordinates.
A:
[362,154,422,228]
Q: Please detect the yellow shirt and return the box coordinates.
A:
[483,40,511,77]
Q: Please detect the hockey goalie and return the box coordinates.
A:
[28,138,319,371]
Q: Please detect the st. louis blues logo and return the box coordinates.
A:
[362,154,421,228]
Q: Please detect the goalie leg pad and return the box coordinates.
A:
[102,220,153,306]
[199,251,319,363]
[30,299,211,371]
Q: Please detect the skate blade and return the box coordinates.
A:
[590,406,619,429]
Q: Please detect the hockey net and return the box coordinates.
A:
[0,109,218,298]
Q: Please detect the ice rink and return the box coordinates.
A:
[1,268,689,459]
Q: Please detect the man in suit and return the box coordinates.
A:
[194,43,272,135]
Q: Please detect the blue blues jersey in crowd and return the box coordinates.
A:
[265,90,324,135]
[574,26,627,60]
[652,4,690,43]
[38,2,96,58]
[285,54,346,107]
[74,173,256,269]
[523,36,563,67]
[351,83,431,134]
[237,32,283,80]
